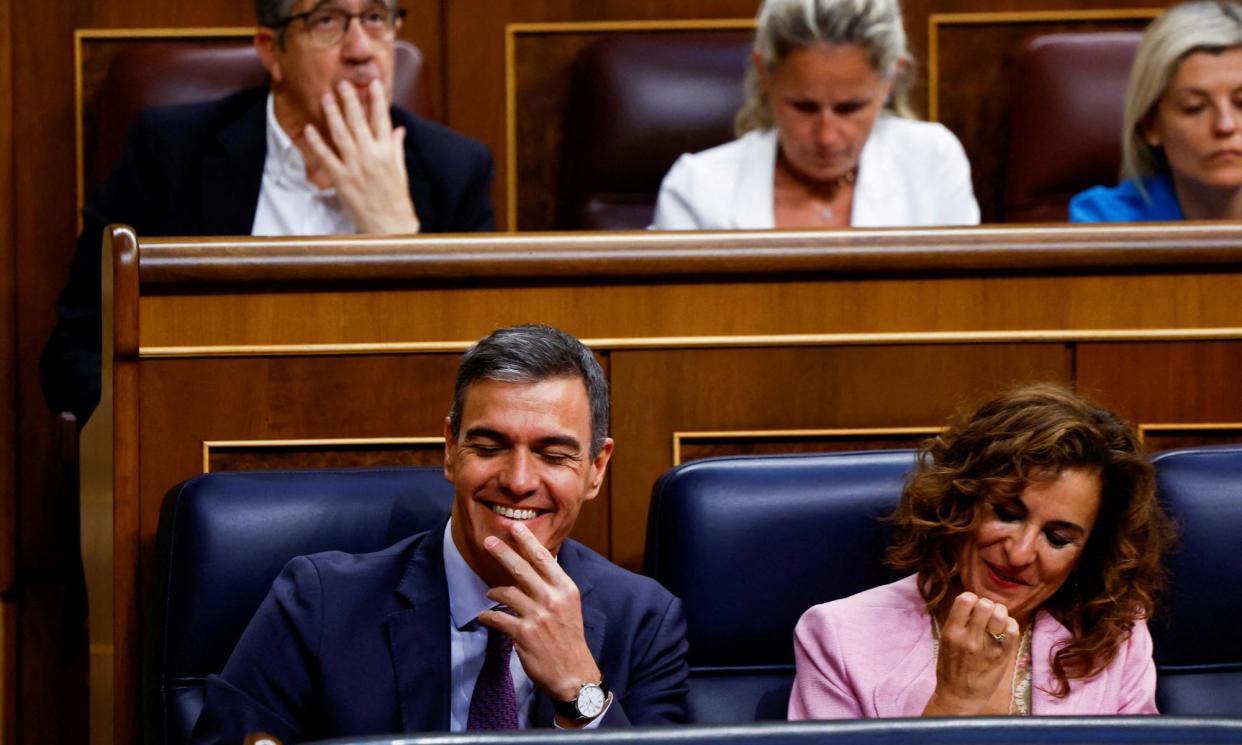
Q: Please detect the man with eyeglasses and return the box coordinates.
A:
[40,0,495,427]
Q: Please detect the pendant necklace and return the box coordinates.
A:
[816,169,857,222]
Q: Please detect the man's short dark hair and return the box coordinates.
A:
[449,325,610,458]
[254,0,298,28]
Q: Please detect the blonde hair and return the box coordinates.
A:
[735,0,913,136]
[1121,1,1242,194]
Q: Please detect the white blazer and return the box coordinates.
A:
[651,117,981,229]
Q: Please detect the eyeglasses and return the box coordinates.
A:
[273,4,407,48]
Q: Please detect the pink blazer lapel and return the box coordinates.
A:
[872,613,938,717]
[1031,611,1104,715]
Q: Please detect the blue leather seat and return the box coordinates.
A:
[1150,445,1242,715]
[147,467,455,745]
[644,450,917,724]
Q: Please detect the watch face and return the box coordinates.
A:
[577,683,607,718]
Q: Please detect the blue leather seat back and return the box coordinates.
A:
[645,450,916,723]
[1150,445,1242,715]
[148,467,455,745]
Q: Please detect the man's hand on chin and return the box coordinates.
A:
[303,78,421,235]
[477,523,610,729]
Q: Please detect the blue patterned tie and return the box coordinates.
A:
[466,607,519,730]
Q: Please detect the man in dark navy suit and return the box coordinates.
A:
[190,325,690,743]
[41,0,495,424]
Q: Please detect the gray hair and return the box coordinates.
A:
[254,0,298,28]
[255,0,398,45]
[736,0,914,136]
[1121,1,1242,194]
[449,325,610,458]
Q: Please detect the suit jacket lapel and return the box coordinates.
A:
[530,542,606,727]
[395,109,437,233]
[851,125,901,228]
[1031,610,1101,714]
[730,129,777,229]
[385,524,452,733]
[872,611,937,717]
[200,94,266,235]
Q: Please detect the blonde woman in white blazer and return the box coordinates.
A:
[652,0,980,230]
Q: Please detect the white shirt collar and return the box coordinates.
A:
[263,93,335,195]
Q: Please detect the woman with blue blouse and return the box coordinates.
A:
[1071,1,1242,222]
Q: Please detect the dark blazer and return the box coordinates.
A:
[40,87,496,423]
[189,522,690,744]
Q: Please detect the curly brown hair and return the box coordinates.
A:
[886,383,1174,697]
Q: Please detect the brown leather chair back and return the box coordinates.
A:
[86,40,425,197]
[1004,32,1142,223]
[558,32,753,230]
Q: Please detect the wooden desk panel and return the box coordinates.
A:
[608,343,1072,569]
[93,224,1242,743]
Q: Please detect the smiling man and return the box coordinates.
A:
[190,325,689,744]
[42,0,494,425]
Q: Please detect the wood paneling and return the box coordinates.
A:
[206,440,446,472]
[0,0,16,736]
[609,343,1072,568]
[1141,428,1242,454]
[675,429,939,465]
[0,0,14,598]
[1078,342,1242,425]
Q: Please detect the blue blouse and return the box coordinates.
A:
[1069,172,1184,222]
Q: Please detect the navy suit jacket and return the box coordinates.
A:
[40,86,496,423]
[189,522,690,743]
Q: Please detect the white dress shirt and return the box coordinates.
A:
[651,116,981,229]
[251,94,359,237]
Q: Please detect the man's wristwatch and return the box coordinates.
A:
[553,679,610,721]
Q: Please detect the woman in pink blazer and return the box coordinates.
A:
[790,384,1174,718]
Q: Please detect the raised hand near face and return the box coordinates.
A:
[303,78,421,235]
[922,592,1021,716]
[477,522,609,728]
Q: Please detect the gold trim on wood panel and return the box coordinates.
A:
[925,8,1160,122]
[73,27,255,224]
[1138,422,1242,445]
[673,427,941,465]
[202,436,445,472]
[503,18,756,231]
[139,326,1242,359]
